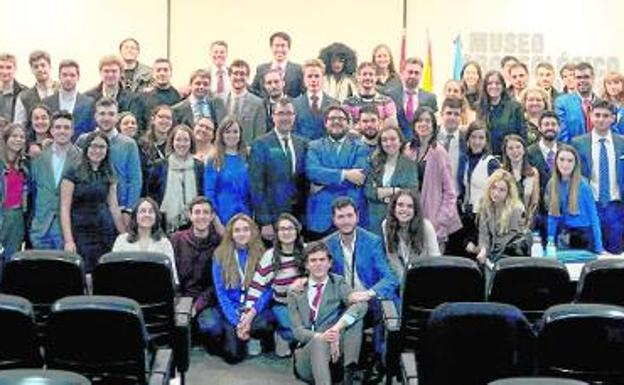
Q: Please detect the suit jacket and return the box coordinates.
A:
[305,136,370,233]
[386,85,438,140]
[288,273,367,344]
[556,93,601,143]
[364,154,418,235]
[172,97,226,128]
[251,62,304,98]
[43,92,95,139]
[224,91,267,144]
[324,227,399,301]
[293,92,339,140]
[249,130,307,226]
[572,133,624,196]
[0,80,27,120]
[29,145,82,240]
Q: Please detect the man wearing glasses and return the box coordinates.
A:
[249,98,308,241]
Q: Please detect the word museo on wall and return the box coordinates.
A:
[466,32,620,79]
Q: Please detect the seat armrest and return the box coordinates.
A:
[175,296,193,316]
[381,299,400,332]
[401,352,418,382]
[148,347,172,385]
[173,313,191,374]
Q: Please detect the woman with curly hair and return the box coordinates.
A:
[319,42,357,102]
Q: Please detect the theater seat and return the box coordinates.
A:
[537,303,624,383]
[92,252,191,384]
[0,294,42,369]
[46,295,172,385]
[576,258,624,306]
[0,369,91,385]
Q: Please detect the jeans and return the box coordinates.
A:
[272,302,294,341]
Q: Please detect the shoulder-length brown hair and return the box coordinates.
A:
[126,197,165,243]
[209,115,248,171]
[384,189,425,255]
[501,134,536,178]
[214,213,265,289]
[1,123,26,167]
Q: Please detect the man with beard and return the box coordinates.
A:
[249,98,308,241]
[555,62,602,142]
[305,106,369,240]
[323,197,398,383]
[356,105,381,153]
[344,62,397,131]
[386,57,437,140]
[527,111,560,240]
[262,68,286,130]
[293,59,338,140]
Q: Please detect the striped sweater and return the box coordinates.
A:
[245,248,302,311]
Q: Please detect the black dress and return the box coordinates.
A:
[63,166,117,272]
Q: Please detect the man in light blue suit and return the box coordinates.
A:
[323,197,398,380]
[292,59,338,140]
[556,62,602,142]
[30,111,82,249]
[305,106,370,238]
[572,100,624,254]
[386,57,438,140]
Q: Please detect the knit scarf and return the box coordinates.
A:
[160,154,197,232]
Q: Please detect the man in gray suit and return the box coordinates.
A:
[224,59,267,144]
[288,241,367,385]
[30,110,82,249]
[172,69,226,128]
[43,60,95,139]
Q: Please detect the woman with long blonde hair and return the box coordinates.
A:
[207,214,270,363]
[601,72,624,134]
[546,145,604,253]
[476,169,526,264]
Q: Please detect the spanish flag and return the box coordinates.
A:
[422,29,433,92]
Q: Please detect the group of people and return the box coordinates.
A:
[1,30,623,384]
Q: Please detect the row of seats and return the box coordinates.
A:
[381,256,624,385]
[0,250,192,385]
[0,294,172,385]
[396,301,624,385]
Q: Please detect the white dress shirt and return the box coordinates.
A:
[591,131,620,201]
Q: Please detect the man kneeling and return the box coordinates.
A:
[288,241,367,385]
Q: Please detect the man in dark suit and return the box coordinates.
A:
[437,97,467,187]
[527,110,560,242]
[288,241,367,385]
[30,110,82,249]
[43,59,95,139]
[13,50,58,126]
[572,100,624,254]
[85,55,143,128]
[261,68,287,130]
[386,57,438,140]
[249,98,307,241]
[223,59,267,144]
[250,31,304,98]
[172,69,226,127]
[536,62,560,102]
[293,59,338,140]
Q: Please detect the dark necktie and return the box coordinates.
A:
[599,137,610,205]
[283,136,294,174]
[311,95,320,116]
[444,133,454,152]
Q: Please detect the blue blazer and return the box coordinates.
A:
[251,62,304,98]
[386,85,438,140]
[43,92,95,139]
[249,131,307,226]
[324,227,399,301]
[555,93,598,143]
[305,137,370,233]
[571,132,624,195]
[292,93,339,140]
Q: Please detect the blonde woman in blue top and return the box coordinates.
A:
[547,144,604,253]
[204,115,252,228]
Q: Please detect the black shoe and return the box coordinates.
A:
[362,359,385,385]
[343,363,358,385]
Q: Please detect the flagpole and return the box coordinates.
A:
[400,0,408,71]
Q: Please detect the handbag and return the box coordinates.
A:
[489,229,532,262]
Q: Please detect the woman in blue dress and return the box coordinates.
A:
[204,115,251,229]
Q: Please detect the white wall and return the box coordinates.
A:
[2,0,620,95]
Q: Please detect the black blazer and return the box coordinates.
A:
[251,62,304,98]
